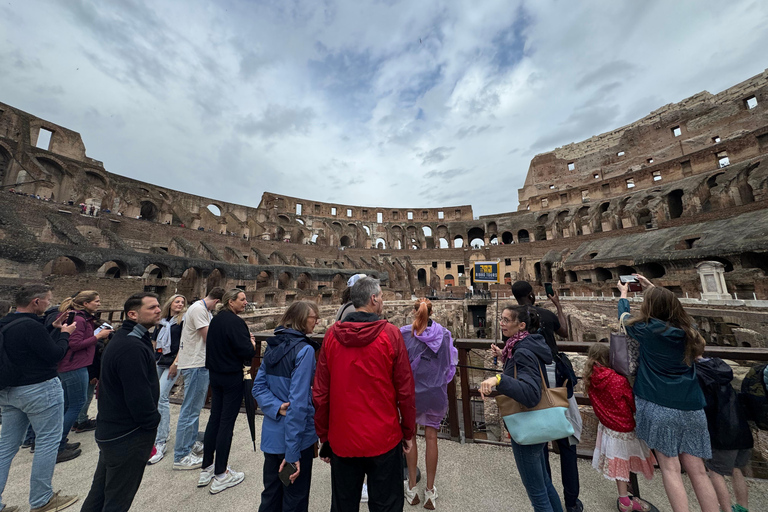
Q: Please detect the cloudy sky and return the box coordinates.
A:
[2,1,767,216]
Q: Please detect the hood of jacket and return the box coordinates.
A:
[696,357,733,386]
[590,364,616,387]
[330,313,388,348]
[407,321,443,353]
[512,333,553,365]
[264,326,319,367]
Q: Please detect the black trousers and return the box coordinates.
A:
[545,437,580,508]
[330,443,404,512]
[202,371,242,475]
[80,428,156,512]
[258,445,315,512]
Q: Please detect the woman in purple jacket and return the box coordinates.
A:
[401,298,457,510]
[57,291,112,458]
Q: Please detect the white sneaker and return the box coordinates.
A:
[360,483,368,503]
[404,481,420,506]
[209,468,245,494]
[198,464,214,487]
[173,454,203,470]
[424,486,438,510]
[191,441,204,457]
[148,443,166,465]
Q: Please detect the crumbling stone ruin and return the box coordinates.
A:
[1,69,768,346]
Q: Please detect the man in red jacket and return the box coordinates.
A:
[314,276,415,512]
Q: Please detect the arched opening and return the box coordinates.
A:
[417,268,427,287]
[206,204,221,216]
[206,268,225,290]
[438,237,449,249]
[422,226,432,237]
[637,262,666,278]
[470,238,484,248]
[140,201,159,221]
[490,234,498,245]
[467,227,484,246]
[501,231,514,244]
[277,214,290,224]
[375,238,386,249]
[705,257,734,273]
[566,270,577,283]
[636,208,652,228]
[97,260,127,279]
[177,267,201,299]
[340,235,352,247]
[297,272,311,290]
[332,274,346,290]
[595,267,612,282]
[517,229,530,243]
[504,272,512,285]
[256,271,273,289]
[142,264,166,279]
[278,271,293,290]
[533,262,542,284]
[741,252,768,274]
[534,225,546,241]
[444,274,455,287]
[453,235,464,248]
[42,256,82,276]
[363,225,371,236]
[667,189,684,219]
[616,265,636,276]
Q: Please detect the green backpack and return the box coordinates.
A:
[740,363,768,430]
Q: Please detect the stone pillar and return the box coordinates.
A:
[696,261,732,300]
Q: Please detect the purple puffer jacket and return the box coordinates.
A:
[58,311,98,373]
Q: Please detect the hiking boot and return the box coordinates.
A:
[30,491,78,512]
[56,448,81,463]
[404,481,420,506]
[198,464,215,487]
[74,419,97,433]
[423,486,438,510]
[209,468,244,494]
[191,440,204,457]
[148,443,166,465]
[62,442,80,451]
[173,454,203,470]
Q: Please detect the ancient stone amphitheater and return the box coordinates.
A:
[1,69,767,346]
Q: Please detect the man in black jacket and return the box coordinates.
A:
[0,284,77,512]
[81,292,162,512]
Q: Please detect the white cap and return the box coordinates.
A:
[347,273,367,288]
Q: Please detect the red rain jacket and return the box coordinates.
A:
[313,316,416,457]
[588,364,636,433]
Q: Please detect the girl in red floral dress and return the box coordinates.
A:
[584,343,658,512]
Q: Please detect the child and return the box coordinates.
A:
[583,343,658,512]
[696,357,752,512]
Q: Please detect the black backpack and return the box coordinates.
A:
[0,318,34,390]
[740,363,768,430]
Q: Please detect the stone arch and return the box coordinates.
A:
[616,265,636,276]
[206,268,225,290]
[594,267,612,282]
[142,263,169,279]
[332,274,346,290]
[489,234,498,245]
[501,231,514,244]
[566,270,577,283]
[667,189,684,219]
[207,204,222,217]
[422,226,432,237]
[487,221,497,234]
[740,252,768,274]
[340,235,352,247]
[278,271,294,290]
[140,200,159,221]
[297,272,312,290]
[504,272,512,284]
[42,256,84,276]
[517,229,530,243]
[97,260,128,278]
[534,225,547,241]
[444,274,455,287]
[704,256,734,273]
[637,262,666,278]
[438,237,449,249]
[467,227,484,247]
[277,214,290,224]
[177,267,202,299]
[453,235,464,248]
[256,270,273,289]
[375,237,387,249]
[417,268,427,287]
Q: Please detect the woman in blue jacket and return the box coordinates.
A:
[253,300,320,512]
[618,276,717,512]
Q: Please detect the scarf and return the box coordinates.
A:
[501,330,529,363]
[156,316,178,355]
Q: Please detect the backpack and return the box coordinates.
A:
[740,363,768,430]
[0,317,35,390]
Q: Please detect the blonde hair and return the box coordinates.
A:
[412,298,432,335]
[219,289,246,313]
[279,300,320,333]
[582,343,610,397]
[160,294,187,323]
[628,286,705,365]
[59,290,99,313]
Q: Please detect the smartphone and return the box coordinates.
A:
[620,275,642,292]
[66,311,76,325]
[279,462,297,486]
[544,282,554,296]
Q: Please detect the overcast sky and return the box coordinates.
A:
[2,1,767,217]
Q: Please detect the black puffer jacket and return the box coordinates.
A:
[497,333,553,408]
[695,357,753,450]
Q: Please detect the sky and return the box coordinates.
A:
[2,0,768,217]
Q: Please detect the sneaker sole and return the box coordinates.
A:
[197,476,213,487]
[173,463,202,470]
[209,475,244,494]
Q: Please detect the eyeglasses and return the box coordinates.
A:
[307,315,318,321]
[499,317,516,324]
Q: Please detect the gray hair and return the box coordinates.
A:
[14,284,52,307]
[350,277,381,308]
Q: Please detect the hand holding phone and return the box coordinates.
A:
[544,283,554,296]
[619,275,642,292]
[66,311,76,325]
[278,460,299,486]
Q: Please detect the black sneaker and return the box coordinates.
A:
[566,499,584,512]
[30,443,35,453]
[56,448,82,463]
[62,442,81,451]
[74,419,97,433]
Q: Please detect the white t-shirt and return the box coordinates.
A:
[176,300,212,369]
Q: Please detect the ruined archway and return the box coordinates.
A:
[297,272,312,290]
[667,189,684,219]
[206,268,225,290]
[256,270,273,289]
[140,201,159,221]
[42,256,83,276]
[517,229,530,243]
[278,271,293,290]
[501,231,514,244]
[97,260,128,279]
[417,268,427,287]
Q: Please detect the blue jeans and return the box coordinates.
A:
[173,367,209,462]
[511,440,564,512]
[156,365,180,445]
[59,367,88,450]
[77,380,97,424]
[0,378,64,509]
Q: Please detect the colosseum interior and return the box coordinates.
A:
[1,69,768,348]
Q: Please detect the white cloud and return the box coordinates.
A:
[1,0,767,215]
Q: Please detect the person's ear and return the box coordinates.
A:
[519,321,527,331]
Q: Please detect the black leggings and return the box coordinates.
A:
[202,371,243,475]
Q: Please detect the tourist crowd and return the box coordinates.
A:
[0,273,763,512]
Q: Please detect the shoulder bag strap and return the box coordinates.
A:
[619,311,631,334]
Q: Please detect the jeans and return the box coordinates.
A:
[155,365,180,445]
[0,378,64,509]
[77,380,97,424]
[59,367,88,449]
[173,367,209,462]
[545,438,580,509]
[81,428,155,512]
[511,440,563,512]
[330,443,404,512]
[258,445,315,512]
[202,371,242,475]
